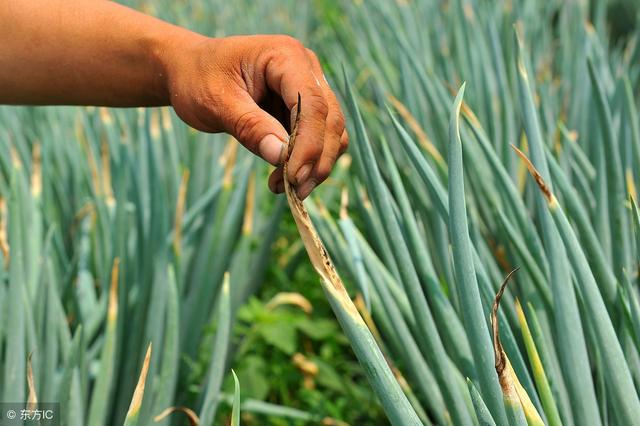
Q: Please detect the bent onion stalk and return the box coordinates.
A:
[283,96,421,426]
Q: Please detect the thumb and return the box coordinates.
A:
[220,91,288,166]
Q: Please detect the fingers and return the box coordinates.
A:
[262,40,348,198]
[268,129,349,197]
[300,49,347,198]
[219,90,289,166]
[263,39,330,184]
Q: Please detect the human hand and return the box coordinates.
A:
[164,34,349,199]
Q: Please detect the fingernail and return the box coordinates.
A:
[295,163,313,184]
[297,179,317,200]
[259,134,286,166]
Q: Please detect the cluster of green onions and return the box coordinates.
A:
[0,1,638,425]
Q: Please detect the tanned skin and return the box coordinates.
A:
[0,0,348,199]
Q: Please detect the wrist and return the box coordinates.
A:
[147,25,209,106]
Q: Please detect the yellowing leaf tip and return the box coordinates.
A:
[511,144,557,207]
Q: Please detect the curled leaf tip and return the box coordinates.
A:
[511,144,556,207]
[154,407,199,426]
[492,267,520,372]
[265,292,313,314]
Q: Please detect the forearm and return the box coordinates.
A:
[0,0,348,198]
[0,0,200,106]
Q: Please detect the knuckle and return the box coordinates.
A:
[276,35,304,51]
[264,36,304,66]
[305,48,320,61]
[266,49,289,69]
